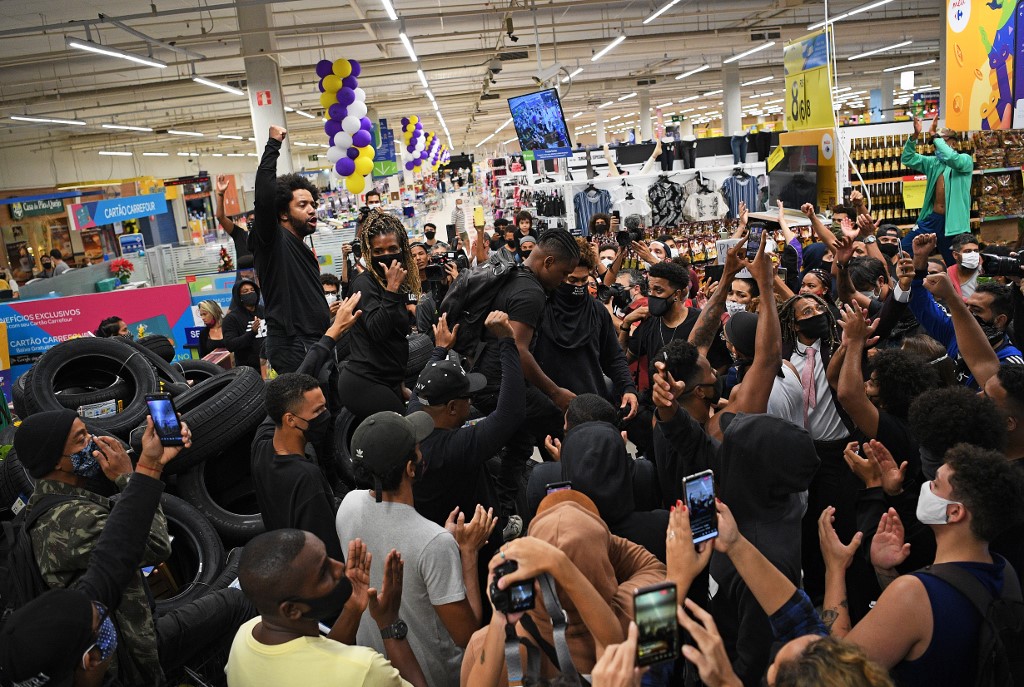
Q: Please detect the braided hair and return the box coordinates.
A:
[536,228,581,263]
[779,293,839,353]
[359,209,421,295]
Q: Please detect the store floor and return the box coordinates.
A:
[422,187,482,244]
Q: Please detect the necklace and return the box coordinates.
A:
[659,319,680,348]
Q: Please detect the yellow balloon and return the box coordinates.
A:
[322,75,343,92]
[332,59,352,78]
[345,174,366,194]
[359,145,376,158]
[320,91,337,110]
[409,115,418,124]
[354,156,373,176]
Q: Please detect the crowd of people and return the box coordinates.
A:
[4,117,1024,687]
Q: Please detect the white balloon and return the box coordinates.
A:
[415,141,425,152]
[348,101,368,119]
[334,131,353,149]
[341,116,361,135]
[326,146,344,163]
[354,87,366,103]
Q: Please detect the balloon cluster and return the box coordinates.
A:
[316,58,375,195]
[400,117,451,173]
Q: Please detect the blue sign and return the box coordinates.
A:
[68,193,168,231]
[533,147,573,160]
[118,233,145,255]
[184,326,204,348]
[374,119,396,162]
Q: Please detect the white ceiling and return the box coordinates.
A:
[0,0,942,159]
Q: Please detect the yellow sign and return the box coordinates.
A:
[767,146,785,172]
[944,0,1016,131]
[901,175,928,210]
[784,29,834,131]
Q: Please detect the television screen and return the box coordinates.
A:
[507,89,573,160]
[769,145,819,211]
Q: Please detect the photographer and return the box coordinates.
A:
[416,248,462,340]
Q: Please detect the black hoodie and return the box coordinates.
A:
[222,278,265,369]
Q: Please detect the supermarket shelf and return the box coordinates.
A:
[970,213,1024,223]
[976,166,1023,174]
[852,166,1023,187]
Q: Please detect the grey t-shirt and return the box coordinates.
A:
[335,492,466,687]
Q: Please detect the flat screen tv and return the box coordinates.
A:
[768,145,819,211]
[508,88,573,160]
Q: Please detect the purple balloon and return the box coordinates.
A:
[352,130,372,148]
[328,103,347,121]
[415,123,423,130]
[407,144,415,153]
[401,117,410,126]
[325,120,342,138]
[349,60,362,77]
[315,59,333,78]
[317,78,325,93]
[360,117,373,131]
[347,147,361,160]
[336,157,356,176]
[337,87,356,107]
[342,75,359,90]
[405,161,415,171]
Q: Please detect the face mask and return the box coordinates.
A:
[506,238,517,249]
[556,282,588,300]
[291,576,352,621]
[960,252,980,270]
[668,247,678,259]
[82,612,118,667]
[647,292,677,317]
[42,262,52,270]
[372,253,401,277]
[490,237,502,250]
[683,377,723,405]
[725,300,746,316]
[424,231,436,240]
[325,292,338,305]
[594,222,608,233]
[601,257,614,268]
[879,243,900,259]
[796,313,831,341]
[974,314,1003,342]
[296,411,331,444]
[916,480,961,525]
[68,440,101,479]
[519,250,532,261]
[240,292,259,307]
[367,202,381,210]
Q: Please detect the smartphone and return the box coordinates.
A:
[634,582,679,666]
[777,267,788,281]
[683,469,718,544]
[545,480,572,494]
[612,210,621,220]
[746,223,766,260]
[145,393,184,446]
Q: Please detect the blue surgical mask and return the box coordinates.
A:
[68,440,101,479]
[82,603,118,667]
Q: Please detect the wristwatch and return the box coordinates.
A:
[862,235,877,245]
[379,619,408,640]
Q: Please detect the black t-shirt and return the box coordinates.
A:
[230,223,254,269]
[346,271,411,387]
[628,307,731,387]
[873,411,921,479]
[475,268,546,387]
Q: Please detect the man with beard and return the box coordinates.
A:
[250,125,330,374]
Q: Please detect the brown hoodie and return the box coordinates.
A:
[461,501,665,683]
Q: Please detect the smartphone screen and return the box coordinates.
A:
[545,481,572,495]
[145,394,184,446]
[746,223,765,260]
[684,470,718,544]
[634,583,678,666]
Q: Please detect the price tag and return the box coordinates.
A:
[767,146,786,172]
[901,175,928,210]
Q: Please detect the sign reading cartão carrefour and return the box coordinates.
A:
[66,193,168,231]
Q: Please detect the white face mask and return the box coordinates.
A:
[368,203,381,210]
[960,252,980,270]
[668,247,678,259]
[725,300,747,316]
[600,257,614,268]
[916,480,962,525]
[325,293,338,305]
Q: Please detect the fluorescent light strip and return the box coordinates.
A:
[848,40,912,60]
[496,117,513,133]
[98,151,132,156]
[65,37,167,69]
[591,35,625,62]
[703,89,723,96]
[380,0,398,21]
[618,92,637,101]
[476,133,495,147]
[143,152,169,156]
[742,75,774,86]
[211,153,224,157]
[284,106,295,112]
[597,101,614,109]
[399,32,418,62]
[503,137,518,145]
[168,129,204,137]
[809,0,893,30]
[658,101,674,108]
[102,123,153,132]
[426,90,435,102]
[561,67,584,83]
[417,69,428,88]
[677,94,701,103]
[177,152,199,156]
[573,112,583,118]
[723,41,775,64]
[227,153,246,157]
[217,134,244,140]
[10,115,86,126]
[883,59,937,72]
[644,0,681,24]
[193,76,245,96]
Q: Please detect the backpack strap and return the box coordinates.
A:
[517,573,582,684]
[918,559,1023,616]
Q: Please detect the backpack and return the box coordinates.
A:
[0,494,74,627]
[438,260,519,363]
[918,559,1024,687]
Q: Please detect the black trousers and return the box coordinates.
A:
[265,333,321,375]
[156,587,257,673]
[337,367,405,423]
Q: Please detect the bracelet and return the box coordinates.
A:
[914,268,929,281]
[136,462,164,475]
[619,323,632,332]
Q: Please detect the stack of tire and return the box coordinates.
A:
[0,335,267,619]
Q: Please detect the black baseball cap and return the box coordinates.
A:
[351,411,434,478]
[414,360,487,406]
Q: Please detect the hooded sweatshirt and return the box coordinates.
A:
[222,278,265,370]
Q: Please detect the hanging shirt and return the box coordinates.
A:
[614,195,653,228]
[682,189,729,222]
[574,188,613,236]
[647,178,686,229]
[720,175,762,219]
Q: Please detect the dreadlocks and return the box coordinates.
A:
[779,293,839,353]
[536,228,581,263]
[359,209,421,295]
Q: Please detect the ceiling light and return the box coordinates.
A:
[291,109,314,120]
[177,152,199,156]
[417,69,428,88]
[399,30,418,62]
[658,101,674,108]
[573,112,583,118]
[102,123,153,132]
[248,137,256,142]
[503,137,518,145]
[764,98,785,104]
[723,41,775,64]
[496,117,513,133]
[676,65,711,82]
[598,101,614,109]
[591,35,626,62]
[168,129,204,137]
[680,108,695,113]
[742,75,774,86]
[677,94,701,103]
[142,152,169,156]
[98,151,132,156]
[10,115,86,126]
[703,89,723,96]
[211,153,224,157]
[833,86,852,94]
[193,76,245,96]
[284,106,294,112]
[380,0,398,21]
[610,115,621,121]
[217,134,244,140]
[227,153,246,157]
[848,40,912,60]
[65,37,167,69]
[644,0,681,24]
[809,0,894,30]
[618,92,637,101]
[426,90,435,101]
[883,59,937,72]
[247,153,258,157]
[562,67,584,83]
[476,133,495,147]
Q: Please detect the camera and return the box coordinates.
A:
[982,253,1023,277]
[490,560,536,613]
[488,58,503,75]
[617,228,643,248]
[424,251,468,282]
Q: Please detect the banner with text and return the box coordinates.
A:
[784,28,834,132]
[67,193,169,231]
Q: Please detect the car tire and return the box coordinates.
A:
[153,493,225,615]
[171,359,227,386]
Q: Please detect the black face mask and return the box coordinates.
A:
[372,253,401,278]
[240,292,259,307]
[974,314,1004,343]
[797,313,831,341]
[647,291,678,317]
[683,377,723,405]
[290,576,352,621]
[878,242,900,259]
[593,222,608,233]
[506,238,517,249]
[490,238,503,251]
[519,250,532,262]
[424,231,436,240]
[556,282,588,301]
[296,410,331,444]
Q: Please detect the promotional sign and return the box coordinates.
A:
[118,233,145,255]
[8,197,66,220]
[945,0,1019,130]
[901,175,929,210]
[911,91,941,118]
[784,29,834,132]
[185,273,238,311]
[0,285,194,399]
[66,194,168,231]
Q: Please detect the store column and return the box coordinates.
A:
[880,73,895,121]
[723,63,741,136]
[639,89,653,141]
[596,116,607,146]
[237,2,293,173]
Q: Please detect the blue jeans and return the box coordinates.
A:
[900,212,958,267]
[731,135,747,164]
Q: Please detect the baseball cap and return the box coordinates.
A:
[0,588,95,685]
[414,360,486,406]
[351,411,434,500]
